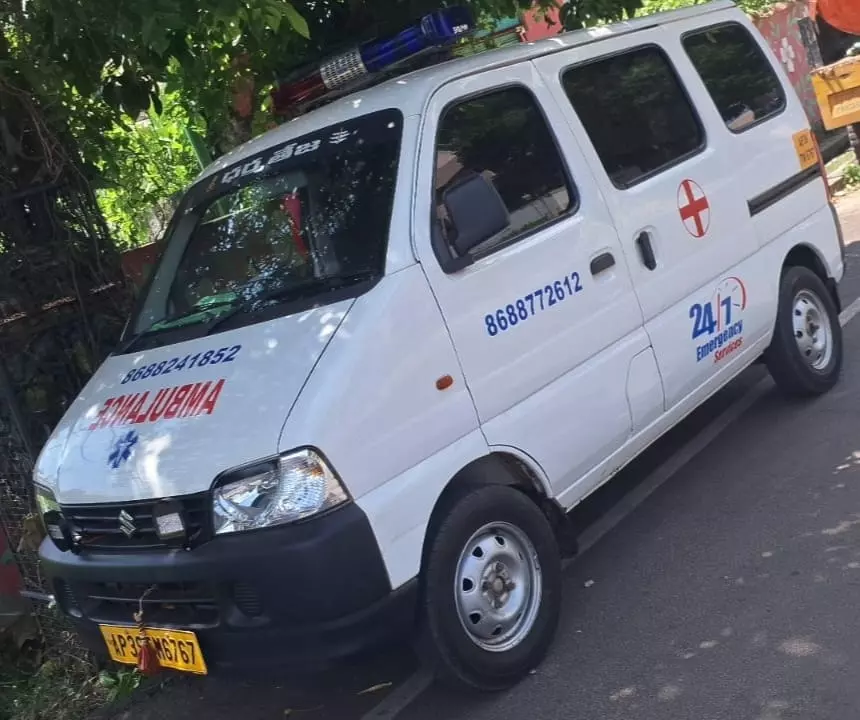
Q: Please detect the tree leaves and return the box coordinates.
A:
[638,0,775,13]
[558,0,644,30]
[94,89,204,248]
[118,73,153,120]
[6,0,320,148]
[557,0,777,32]
[150,92,163,115]
[282,3,310,39]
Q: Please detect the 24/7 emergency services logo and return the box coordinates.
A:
[689,276,747,364]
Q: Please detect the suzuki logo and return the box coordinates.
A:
[118,509,136,538]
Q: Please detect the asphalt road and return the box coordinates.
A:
[109,192,860,720]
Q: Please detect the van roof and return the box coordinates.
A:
[198,0,736,183]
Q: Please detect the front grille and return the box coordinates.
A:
[61,494,209,551]
[232,581,263,617]
[69,580,219,627]
[55,579,81,618]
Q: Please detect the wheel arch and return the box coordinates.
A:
[782,243,841,312]
[418,451,577,587]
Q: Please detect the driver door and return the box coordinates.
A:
[413,64,660,501]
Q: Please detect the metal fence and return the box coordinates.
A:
[0,179,130,651]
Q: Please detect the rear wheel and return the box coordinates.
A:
[418,483,561,691]
[766,266,842,396]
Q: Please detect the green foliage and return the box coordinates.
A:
[638,0,776,15]
[559,0,642,31]
[97,667,142,703]
[0,647,117,720]
[842,162,860,189]
[1,0,547,251]
[558,0,777,31]
[8,0,309,127]
[559,0,777,54]
[96,92,204,248]
[6,0,541,156]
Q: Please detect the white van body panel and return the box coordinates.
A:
[37,302,351,504]
[627,348,664,432]
[534,15,760,411]
[557,204,841,510]
[280,264,480,502]
[356,430,489,589]
[280,264,484,587]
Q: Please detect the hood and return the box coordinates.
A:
[34,301,350,504]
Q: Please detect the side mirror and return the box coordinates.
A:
[443,173,510,258]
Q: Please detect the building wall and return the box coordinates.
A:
[753,1,824,128]
[520,2,562,42]
[0,526,25,631]
[121,242,160,290]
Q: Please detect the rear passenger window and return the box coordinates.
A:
[562,46,703,188]
[684,23,785,133]
[435,87,572,256]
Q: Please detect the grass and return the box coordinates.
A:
[0,638,140,720]
[826,150,856,177]
[842,163,860,190]
[825,149,860,193]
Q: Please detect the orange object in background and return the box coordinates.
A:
[811,56,860,129]
[812,0,860,36]
[810,0,860,130]
[0,528,27,634]
[121,242,160,289]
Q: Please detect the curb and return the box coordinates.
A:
[830,174,848,195]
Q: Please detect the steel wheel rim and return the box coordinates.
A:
[792,289,832,372]
[454,521,542,653]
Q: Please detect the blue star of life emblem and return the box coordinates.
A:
[108,430,138,469]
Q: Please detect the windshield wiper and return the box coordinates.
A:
[203,273,375,336]
[116,298,237,354]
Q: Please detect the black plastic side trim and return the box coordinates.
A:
[748,165,821,217]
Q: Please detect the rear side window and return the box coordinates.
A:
[684,23,785,133]
[562,46,703,188]
[435,86,572,256]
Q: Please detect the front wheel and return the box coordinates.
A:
[765,266,842,396]
[418,484,561,691]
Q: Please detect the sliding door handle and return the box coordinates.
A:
[636,232,657,271]
[590,252,615,276]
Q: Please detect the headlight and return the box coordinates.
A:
[35,485,60,517]
[212,449,349,535]
[34,485,70,550]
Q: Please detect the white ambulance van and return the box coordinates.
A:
[34,0,846,690]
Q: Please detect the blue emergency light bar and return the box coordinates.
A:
[272,6,474,113]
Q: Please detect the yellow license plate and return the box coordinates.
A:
[792,129,819,171]
[99,624,208,675]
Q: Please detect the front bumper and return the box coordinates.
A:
[40,504,416,671]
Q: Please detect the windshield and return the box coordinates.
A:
[129,109,403,340]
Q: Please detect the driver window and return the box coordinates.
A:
[434,86,573,258]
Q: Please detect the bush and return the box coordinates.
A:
[0,638,139,720]
[842,162,860,189]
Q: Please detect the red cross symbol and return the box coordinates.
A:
[677,179,710,238]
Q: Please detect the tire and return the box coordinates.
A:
[765,266,842,397]
[418,483,561,691]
